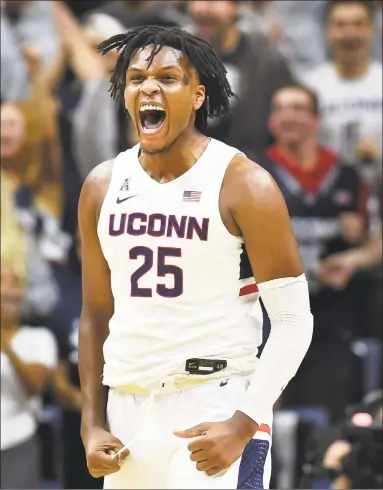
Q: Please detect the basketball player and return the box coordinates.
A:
[78,26,313,489]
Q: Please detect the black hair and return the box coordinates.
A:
[274,83,320,116]
[325,0,375,22]
[97,25,235,132]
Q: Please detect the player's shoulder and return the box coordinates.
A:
[79,158,116,215]
[84,158,116,187]
[81,158,117,197]
[82,146,138,190]
[224,153,281,207]
[79,147,138,216]
[229,153,277,188]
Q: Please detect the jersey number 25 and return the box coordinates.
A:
[130,246,183,298]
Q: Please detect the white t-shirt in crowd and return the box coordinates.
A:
[303,62,382,164]
[1,326,58,450]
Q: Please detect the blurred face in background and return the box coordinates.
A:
[327,2,374,63]
[269,87,319,148]
[187,0,238,43]
[0,103,26,158]
[1,262,23,329]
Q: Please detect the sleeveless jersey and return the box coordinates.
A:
[97,138,263,388]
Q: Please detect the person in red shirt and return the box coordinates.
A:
[258,83,371,421]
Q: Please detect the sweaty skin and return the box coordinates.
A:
[79,45,303,479]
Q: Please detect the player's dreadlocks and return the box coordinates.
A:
[97,25,235,132]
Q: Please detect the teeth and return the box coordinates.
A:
[139,104,165,112]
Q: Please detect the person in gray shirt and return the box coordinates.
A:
[1,1,59,101]
[186,0,294,155]
[238,1,327,79]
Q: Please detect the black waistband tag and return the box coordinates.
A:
[185,358,227,375]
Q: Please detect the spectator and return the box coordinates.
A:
[1,169,28,285]
[258,84,370,420]
[49,232,103,489]
[238,1,327,78]
[0,97,62,222]
[1,1,59,101]
[53,1,120,181]
[87,0,188,30]
[1,169,59,322]
[303,1,382,175]
[0,42,69,263]
[1,261,58,489]
[63,0,108,19]
[301,390,382,490]
[318,228,382,291]
[186,0,294,154]
[373,0,382,61]
[317,207,382,341]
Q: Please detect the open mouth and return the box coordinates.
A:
[139,104,166,133]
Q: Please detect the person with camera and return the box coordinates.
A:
[324,390,382,489]
[301,390,382,490]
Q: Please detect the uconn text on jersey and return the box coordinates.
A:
[109,213,210,241]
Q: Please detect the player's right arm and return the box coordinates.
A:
[78,161,129,477]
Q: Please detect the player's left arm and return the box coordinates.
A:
[226,155,313,429]
[175,155,313,475]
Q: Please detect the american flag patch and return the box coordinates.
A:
[183,191,202,202]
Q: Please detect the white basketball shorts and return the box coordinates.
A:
[104,376,272,489]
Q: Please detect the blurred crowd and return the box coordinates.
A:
[1,1,382,489]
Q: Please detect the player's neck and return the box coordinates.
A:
[333,55,371,79]
[139,130,210,183]
[278,139,318,170]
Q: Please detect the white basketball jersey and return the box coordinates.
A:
[97,139,263,388]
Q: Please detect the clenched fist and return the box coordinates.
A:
[174,411,258,476]
[83,427,129,478]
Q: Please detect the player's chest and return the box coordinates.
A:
[104,208,210,245]
[104,173,216,234]
[99,192,218,267]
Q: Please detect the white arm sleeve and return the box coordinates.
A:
[238,274,313,425]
